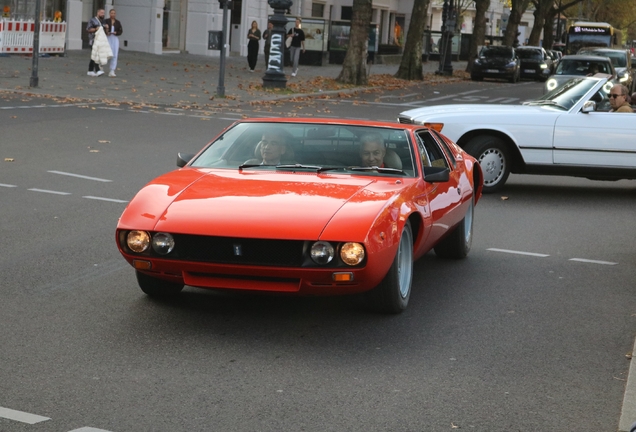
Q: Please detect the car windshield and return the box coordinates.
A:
[190,122,417,177]
[480,46,513,58]
[579,50,627,67]
[524,77,600,110]
[517,49,542,59]
[555,59,611,75]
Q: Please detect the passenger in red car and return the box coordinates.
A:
[245,129,289,165]
[359,133,386,167]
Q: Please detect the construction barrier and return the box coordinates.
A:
[0,19,66,54]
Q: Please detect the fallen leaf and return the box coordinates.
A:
[97,140,111,144]
[4,158,15,162]
[89,149,100,153]
[627,352,633,360]
[501,196,509,200]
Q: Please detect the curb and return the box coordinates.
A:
[619,335,636,431]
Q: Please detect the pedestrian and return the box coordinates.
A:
[86,9,107,76]
[262,21,273,69]
[104,8,123,77]
[247,20,261,72]
[286,18,305,77]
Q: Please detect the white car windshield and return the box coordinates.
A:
[524,77,600,110]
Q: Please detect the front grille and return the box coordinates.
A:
[398,116,413,124]
[172,234,305,267]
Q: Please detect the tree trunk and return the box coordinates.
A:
[466,0,490,73]
[527,7,545,46]
[542,9,556,48]
[503,0,531,47]
[336,0,373,85]
[395,0,431,80]
[527,0,557,47]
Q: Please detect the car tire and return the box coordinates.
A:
[136,270,184,297]
[434,193,474,259]
[464,135,510,194]
[368,221,413,314]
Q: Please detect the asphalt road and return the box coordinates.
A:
[1,79,635,432]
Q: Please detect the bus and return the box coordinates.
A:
[565,21,620,54]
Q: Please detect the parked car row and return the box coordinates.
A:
[471,45,560,83]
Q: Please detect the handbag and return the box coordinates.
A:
[285,34,292,48]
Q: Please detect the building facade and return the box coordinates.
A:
[1,0,539,56]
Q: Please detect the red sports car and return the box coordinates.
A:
[116,119,483,313]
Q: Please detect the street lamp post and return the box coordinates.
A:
[436,0,455,76]
[29,0,42,87]
[216,0,230,97]
[263,0,292,88]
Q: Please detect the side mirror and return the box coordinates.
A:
[581,100,596,113]
[423,166,450,182]
[177,152,195,167]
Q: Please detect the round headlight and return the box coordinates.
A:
[340,242,365,266]
[127,230,150,253]
[310,241,335,265]
[152,232,175,255]
[546,79,557,91]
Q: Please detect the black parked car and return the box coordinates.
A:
[471,45,520,83]
[516,46,553,81]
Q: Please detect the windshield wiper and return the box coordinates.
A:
[276,164,345,173]
[348,166,406,175]
[523,100,568,110]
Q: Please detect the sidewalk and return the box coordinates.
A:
[0,49,465,108]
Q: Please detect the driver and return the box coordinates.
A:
[244,129,289,165]
[609,84,633,113]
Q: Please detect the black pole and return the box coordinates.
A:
[30,0,41,87]
[263,0,292,88]
[216,0,229,97]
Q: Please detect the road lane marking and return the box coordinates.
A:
[48,171,112,182]
[0,183,18,188]
[569,258,618,266]
[83,196,128,203]
[487,248,550,257]
[68,428,114,432]
[0,406,50,424]
[28,188,71,195]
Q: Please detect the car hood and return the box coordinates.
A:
[118,169,405,240]
[477,57,514,67]
[400,104,553,123]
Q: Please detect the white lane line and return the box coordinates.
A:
[0,406,50,424]
[83,196,128,203]
[68,428,114,432]
[569,258,618,266]
[487,248,550,257]
[48,170,112,182]
[0,183,18,188]
[28,188,71,195]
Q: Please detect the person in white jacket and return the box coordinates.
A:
[86,9,107,76]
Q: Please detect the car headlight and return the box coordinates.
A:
[127,230,151,253]
[340,243,365,266]
[152,232,175,255]
[310,241,335,265]
[506,61,516,68]
[603,82,613,93]
[546,78,558,91]
[540,63,548,69]
[619,72,628,82]
[474,58,482,65]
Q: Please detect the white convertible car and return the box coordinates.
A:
[398,76,636,193]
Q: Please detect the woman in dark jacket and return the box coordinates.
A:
[247,21,261,72]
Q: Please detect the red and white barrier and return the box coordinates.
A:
[0,19,66,54]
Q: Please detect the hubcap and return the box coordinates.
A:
[397,228,413,299]
[478,148,505,186]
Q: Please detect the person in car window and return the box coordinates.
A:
[359,133,386,167]
[609,84,634,113]
[245,129,289,165]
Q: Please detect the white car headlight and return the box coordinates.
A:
[540,63,548,69]
[546,79,558,91]
[340,243,365,266]
[152,232,175,255]
[127,230,150,253]
[310,241,335,265]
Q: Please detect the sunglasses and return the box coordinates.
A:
[609,93,624,99]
